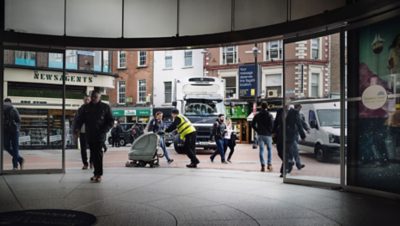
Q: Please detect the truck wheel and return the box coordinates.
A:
[174,143,185,154]
[119,139,126,147]
[108,137,113,145]
[314,145,326,162]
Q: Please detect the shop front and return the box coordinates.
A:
[4,67,114,150]
[225,102,250,144]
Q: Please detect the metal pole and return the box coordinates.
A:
[62,49,66,173]
[339,31,346,188]
[0,43,3,174]
[254,43,258,108]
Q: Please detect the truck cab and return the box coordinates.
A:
[173,77,225,153]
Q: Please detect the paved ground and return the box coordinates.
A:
[1,167,399,226]
[3,143,340,181]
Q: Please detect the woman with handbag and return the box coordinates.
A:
[223,118,237,163]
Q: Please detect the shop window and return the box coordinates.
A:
[138,51,147,67]
[184,50,193,67]
[164,81,172,103]
[103,51,110,72]
[93,51,102,72]
[265,74,282,97]
[15,51,36,66]
[118,80,126,104]
[48,53,63,69]
[222,46,237,64]
[118,51,127,69]
[66,50,78,69]
[165,51,172,69]
[138,79,147,103]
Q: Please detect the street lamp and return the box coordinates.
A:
[252,43,260,114]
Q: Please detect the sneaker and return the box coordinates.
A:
[267,164,273,172]
[227,159,232,163]
[222,161,228,164]
[19,158,25,170]
[82,164,89,170]
[297,164,305,170]
[90,176,102,182]
[186,164,197,168]
[167,159,174,164]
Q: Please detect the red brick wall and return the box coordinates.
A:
[108,50,154,107]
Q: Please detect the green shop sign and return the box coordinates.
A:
[225,104,249,119]
[112,108,151,117]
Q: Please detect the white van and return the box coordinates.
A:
[295,100,345,162]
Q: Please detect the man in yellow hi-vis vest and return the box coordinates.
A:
[165,109,199,168]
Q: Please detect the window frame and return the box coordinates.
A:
[221,46,238,65]
[184,50,193,67]
[118,51,127,69]
[264,40,283,61]
[117,80,126,105]
[137,79,147,103]
[164,51,173,69]
[164,81,172,103]
[138,51,147,67]
[311,38,321,60]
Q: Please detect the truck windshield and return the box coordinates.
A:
[184,99,224,116]
[317,109,344,127]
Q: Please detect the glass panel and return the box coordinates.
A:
[180,0,231,35]
[66,0,122,38]
[124,0,177,38]
[138,80,147,103]
[283,33,343,184]
[66,50,77,70]
[5,0,64,35]
[118,80,126,104]
[347,16,400,194]
[93,51,102,72]
[48,53,63,69]
[164,82,172,103]
[103,51,110,73]
[3,49,65,171]
[184,51,193,67]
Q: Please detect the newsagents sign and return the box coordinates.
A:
[238,64,259,98]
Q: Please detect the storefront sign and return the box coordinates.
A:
[239,64,258,98]
[136,109,151,116]
[34,71,93,84]
[112,109,151,117]
[112,110,125,117]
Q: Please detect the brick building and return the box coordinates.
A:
[107,50,154,123]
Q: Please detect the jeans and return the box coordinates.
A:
[258,135,272,165]
[211,139,226,162]
[80,133,91,166]
[223,138,235,160]
[159,137,171,161]
[4,130,23,169]
[293,140,302,168]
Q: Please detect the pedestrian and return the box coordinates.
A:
[223,118,237,163]
[272,108,284,177]
[73,95,92,170]
[74,90,114,182]
[286,104,307,174]
[3,98,24,170]
[210,114,228,164]
[252,102,274,172]
[291,111,309,170]
[148,111,174,164]
[165,109,199,168]
[111,121,121,148]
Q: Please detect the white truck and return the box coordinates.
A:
[294,100,346,162]
[172,77,225,153]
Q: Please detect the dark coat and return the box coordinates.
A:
[74,101,114,143]
[252,109,273,136]
[3,103,21,132]
[285,108,306,143]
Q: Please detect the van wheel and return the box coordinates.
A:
[314,145,326,162]
[119,139,126,147]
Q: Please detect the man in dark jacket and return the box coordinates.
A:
[74,95,92,170]
[74,90,114,182]
[165,109,198,168]
[3,98,24,170]
[210,114,228,164]
[252,102,274,172]
[285,104,306,174]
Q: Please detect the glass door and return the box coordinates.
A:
[1,47,66,173]
[282,32,346,186]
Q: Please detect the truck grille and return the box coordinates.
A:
[194,125,212,142]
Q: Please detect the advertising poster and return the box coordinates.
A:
[238,64,259,98]
[353,16,400,194]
